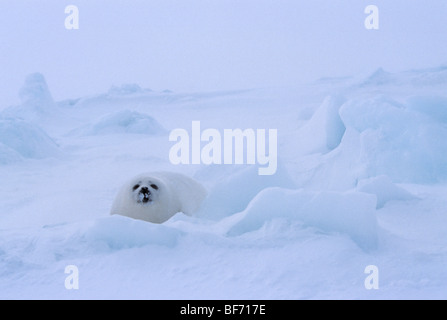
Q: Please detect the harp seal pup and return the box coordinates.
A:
[110,171,207,223]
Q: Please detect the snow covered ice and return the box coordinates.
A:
[1,66,447,299]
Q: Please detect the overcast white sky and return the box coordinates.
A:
[0,0,446,106]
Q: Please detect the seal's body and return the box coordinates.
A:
[110,172,207,223]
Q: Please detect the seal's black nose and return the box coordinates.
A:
[140,186,149,194]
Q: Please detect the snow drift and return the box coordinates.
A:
[197,163,296,220]
[2,73,56,123]
[77,110,167,136]
[223,187,378,250]
[0,118,59,162]
[107,83,151,96]
[85,215,182,249]
[339,96,447,183]
[289,95,346,155]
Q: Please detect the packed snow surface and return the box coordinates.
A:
[1,67,447,299]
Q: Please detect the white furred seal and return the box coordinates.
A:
[110,171,207,223]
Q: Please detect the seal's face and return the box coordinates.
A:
[131,180,159,204]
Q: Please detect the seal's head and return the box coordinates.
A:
[131,180,160,204]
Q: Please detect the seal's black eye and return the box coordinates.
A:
[132,184,140,191]
[150,184,158,190]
